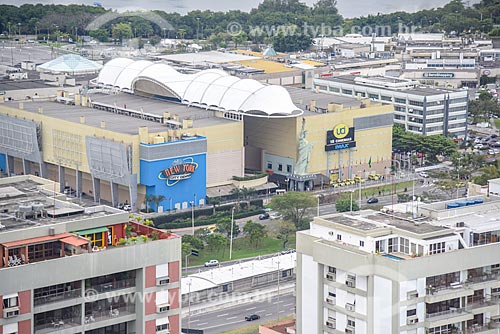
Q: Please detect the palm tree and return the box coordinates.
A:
[240,186,257,209]
[144,194,154,213]
[152,195,166,212]
[230,187,243,212]
[210,197,221,215]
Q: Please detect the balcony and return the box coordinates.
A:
[34,288,82,306]
[86,278,135,294]
[85,304,135,324]
[34,316,81,334]
[425,283,474,303]
[425,308,473,328]
[465,296,496,314]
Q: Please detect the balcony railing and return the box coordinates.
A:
[85,304,135,324]
[426,307,468,320]
[85,278,135,294]
[34,316,81,334]
[34,289,82,306]
[466,272,500,284]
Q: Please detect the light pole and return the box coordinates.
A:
[316,195,320,216]
[350,190,354,215]
[229,207,235,260]
[457,157,462,199]
[276,258,281,321]
[190,200,195,236]
[357,171,363,208]
[169,197,173,211]
[187,278,192,332]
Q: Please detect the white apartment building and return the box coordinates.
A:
[313,75,469,138]
[297,196,500,334]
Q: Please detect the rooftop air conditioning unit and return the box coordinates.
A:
[407,317,419,325]
[456,222,465,227]
[156,304,170,314]
[346,303,355,312]
[346,280,355,288]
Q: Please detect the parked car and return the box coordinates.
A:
[419,172,429,178]
[269,212,282,220]
[367,197,379,204]
[204,259,219,267]
[259,212,270,220]
[245,314,260,321]
[280,248,296,255]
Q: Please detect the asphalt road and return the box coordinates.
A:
[182,293,295,334]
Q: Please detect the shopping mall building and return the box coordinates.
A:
[0,58,394,211]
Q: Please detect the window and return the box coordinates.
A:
[267,162,272,170]
[315,85,327,91]
[3,296,19,309]
[286,165,292,173]
[329,86,340,93]
[429,242,445,255]
[347,317,356,327]
[328,266,336,274]
[355,91,366,97]
[409,100,424,107]
[381,95,392,102]
[359,240,364,247]
[407,309,417,317]
[337,234,342,241]
[278,164,283,171]
[342,89,353,95]
[328,291,336,297]
[156,323,170,332]
[400,237,409,254]
[395,97,406,104]
[388,237,398,253]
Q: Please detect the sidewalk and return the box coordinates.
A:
[182,281,296,317]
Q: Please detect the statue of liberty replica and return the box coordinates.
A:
[295,118,314,175]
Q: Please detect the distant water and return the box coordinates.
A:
[3,0,480,17]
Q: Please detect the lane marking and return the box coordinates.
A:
[283,303,294,307]
[227,316,237,320]
[265,313,273,316]
[217,313,229,317]
[245,307,256,311]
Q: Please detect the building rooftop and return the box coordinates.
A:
[182,252,296,294]
[0,79,61,91]
[317,74,461,96]
[3,93,233,135]
[0,177,120,235]
[286,86,365,112]
[156,51,259,65]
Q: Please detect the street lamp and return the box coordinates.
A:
[190,200,195,236]
[457,156,462,199]
[187,278,192,332]
[350,190,354,215]
[229,207,235,260]
[357,171,363,208]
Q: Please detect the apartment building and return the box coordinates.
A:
[0,175,181,334]
[297,196,500,334]
[313,75,468,138]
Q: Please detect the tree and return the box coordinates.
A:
[205,233,229,256]
[230,187,243,211]
[194,227,212,242]
[112,22,132,44]
[276,220,296,249]
[182,235,204,250]
[152,195,166,212]
[243,221,267,248]
[335,194,360,212]
[144,194,154,213]
[232,31,247,49]
[216,217,240,238]
[468,91,500,123]
[89,28,109,42]
[269,191,316,228]
[210,197,221,215]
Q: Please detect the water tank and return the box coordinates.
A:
[18,204,33,213]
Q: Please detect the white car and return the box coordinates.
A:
[269,213,283,220]
[419,172,429,178]
[204,259,219,267]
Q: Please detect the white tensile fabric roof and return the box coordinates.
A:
[96,58,302,117]
[38,54,103,74]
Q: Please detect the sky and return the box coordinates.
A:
[0,0,481,17]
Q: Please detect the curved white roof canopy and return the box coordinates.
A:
[96,58,302,117]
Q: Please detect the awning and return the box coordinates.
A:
[206,184,236,198]
[253,182,278,191]
[74,226,108,236]
[60,235,90,247]
[2,233,71,248]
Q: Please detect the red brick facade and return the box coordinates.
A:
[168,261,180,283]
[145,265,156,288]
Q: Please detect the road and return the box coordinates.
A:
[182,293,295,334]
